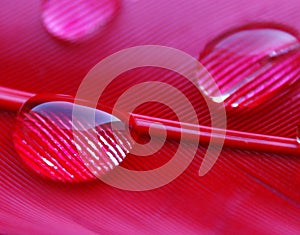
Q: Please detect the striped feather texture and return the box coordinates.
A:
[1,0,300,234]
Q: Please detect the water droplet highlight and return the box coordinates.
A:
[42,0,119,42]
[199,24,300,109]
[13,99,133,183]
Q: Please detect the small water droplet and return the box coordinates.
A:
[13,98,132,183]
[199,24,300,109]
[42,0,119,42]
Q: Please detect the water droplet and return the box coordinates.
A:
[42,0,119,42]
[13,98,132,183]
[199,24,300,109]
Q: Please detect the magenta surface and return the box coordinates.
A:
[1,0,300,234]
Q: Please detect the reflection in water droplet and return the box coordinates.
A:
[13,100,133,183]
[199,25,300,109]
[42,0,119,42]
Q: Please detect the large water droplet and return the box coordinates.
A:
[42,0,119,42]
[199,24,300,109]
[13,99,132,183]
